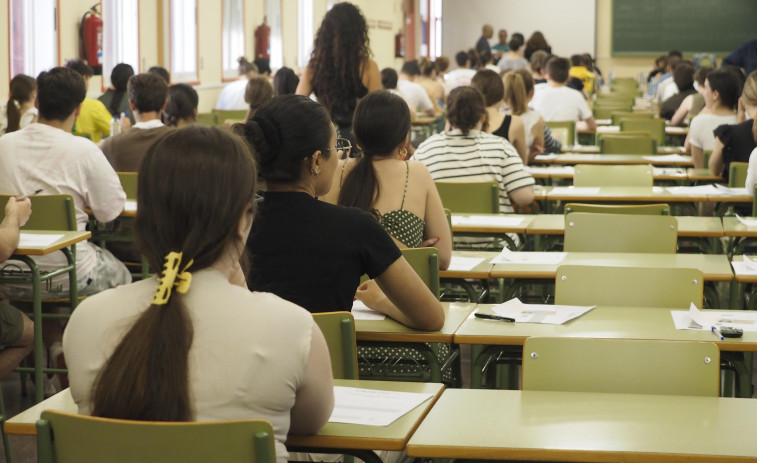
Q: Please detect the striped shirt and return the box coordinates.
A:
[413,129,535,214]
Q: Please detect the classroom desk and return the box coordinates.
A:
[535,152,692,165]
[526,165,722,183]
[545,186,710,203]
[577,124,689,136]
[687,168,724,182]
[406,388,757,462]
[449,214,535,235]
[439,250,499,280]
[557,145,686,156]
[7,380,445,463]
[1,230,91,403]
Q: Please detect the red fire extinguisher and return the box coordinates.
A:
[80,4,103,75]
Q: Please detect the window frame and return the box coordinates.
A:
[8,0,61,81]
[164,0,200,84]
[264,0,283,71]
[101,0,142,90]
[221,0,246,82]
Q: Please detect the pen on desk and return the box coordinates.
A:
[711,326,724,341]
[16,189,43,201]
[474,312,515,322]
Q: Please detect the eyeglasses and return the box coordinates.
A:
[324,138,352,160]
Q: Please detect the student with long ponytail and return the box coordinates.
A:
[0,74,37,136]
[63,126,334,463]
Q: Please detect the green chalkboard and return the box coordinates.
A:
[612,0,757,56]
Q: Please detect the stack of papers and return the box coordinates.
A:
[447,256,486,271]
[329,387,434,426]
[18,233,64,247]
[451,215,523,227]
[351,300,386,321]
[549,186,601,195]
[731,255,757,276]
[671,303,757,332]
[490,248,566,265]
[642,154,691,163]
[489,298,594,324]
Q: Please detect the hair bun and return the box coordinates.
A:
[248,115,282,165]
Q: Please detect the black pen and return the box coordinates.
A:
[17,188,43,201]
[474,312,515,322]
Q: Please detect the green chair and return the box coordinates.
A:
[434,181,499,214]
[545,120,576,146]
[611,111,654,125]
[599,133,656,154]
[36,410,276,463]
[730,162,748,188]
[555,265,703,308]
[564,212,677,253]
[212,109,248,124]
[400,248,440,299]
[564,202,670,215]
[196,112,219,126]
[117,172,137,199]
[593,104,633,120]
[620,118,666,146]
[573,164,653,187]
[312,312,358,380]
[522,337,719,396]
[0,194,78,402]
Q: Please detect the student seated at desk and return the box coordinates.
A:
[531,56,596,131]
[472,69,528,163]
[163,83,199,129]
[321,90,452,270]
[0,197,34,379]
[709,70,757,180]
[238,95,443,330]
[63,126,334,463]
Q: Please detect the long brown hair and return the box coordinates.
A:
[90,126,257,421]
[503,69,533,115]
[742,70,757,143]
[5,74,36,133]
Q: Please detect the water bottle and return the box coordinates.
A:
[109,116,121,137]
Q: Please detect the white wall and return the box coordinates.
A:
[441,0,597,60]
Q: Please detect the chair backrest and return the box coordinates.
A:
[0,194,76,231]
[564,212,677,253]
[544,120,576,146]
[564,202,670,215]
[522,337,719,396]
[36,411,276,463]
[599,133,657,154]
[620,118,666,145]
[400,247,440,299]
[610,111,653,125]
[573,164,653,187]
[312,311,358,380]
[434,181,499,214]
[729,162,749,188]
[212,109,248,124]
[196,112,219,126]
[117,172,138,200]
[554,264,703,308]
[593,104,633,120]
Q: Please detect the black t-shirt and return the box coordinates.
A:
[247,191,402,313]
[714,119,757,181]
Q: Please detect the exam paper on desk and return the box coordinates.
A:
[328,387,434,426]
[125,200,137,212]
[451,215,524,227]
[548,186,601,195]
[351,300,386,321]
[490,248,567,265]
[731,255,757,276]
[18,233,65,247]
[490,297,594,324]
[671,303,757,331]
[736,215,757,228]
[447,256,486,271]
[643,154,692,163]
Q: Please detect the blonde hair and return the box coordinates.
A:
[742,70,757,143]
[503,69,532,115]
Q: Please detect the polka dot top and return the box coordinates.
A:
[379,162,425,248]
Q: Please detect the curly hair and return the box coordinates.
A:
[308,2,372,117]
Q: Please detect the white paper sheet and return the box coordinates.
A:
[490,248,567,265]
[125,200,137,212]
[671,303,757,332]
[451,215,523,227]
[351,300,386,320]
[447,256,486,271]
[714,184,748,195]
[328,386,434,426]
[595,125,621,133]
[736,214,757,227]
[653,167,685,176]
[548,186,601,195]
[642,154,692,163]
[595,119,612,125]
[18,233,65,247]
[732,255,757,276]
[534,153,558,160]
[490,298,594,324]
[666,184,722,195]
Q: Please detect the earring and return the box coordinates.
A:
[399,148,408,158]
[311,168,320,177]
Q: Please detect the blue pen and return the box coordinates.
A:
[711,326,724,341]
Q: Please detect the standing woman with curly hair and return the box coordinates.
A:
[296,2,381,147]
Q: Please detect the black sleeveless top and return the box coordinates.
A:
[492,115,512,141]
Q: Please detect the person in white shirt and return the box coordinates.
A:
[214,57,258,111]
[531,56,596,131]
[445,51,477,90]
[397,60,437,117]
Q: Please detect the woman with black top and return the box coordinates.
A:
[472,69,528,163]
[295,2,381,148]
[710,70,757,180]
[98,63,135,125]
[237,95,443,330]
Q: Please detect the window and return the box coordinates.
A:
[420,0,442,59]
[297,0,314,71]
[164,0,198,83]
[102,0,140,87]
[265,0,283,70]
[222,0,245,80]
[9,0,58,78]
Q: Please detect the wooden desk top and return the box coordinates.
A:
[489,252,733,281]
[356,302,476,343]
[545,186,710,202]
[406,389,757,462]
[687,168,723,182]
[577,125,688,135]
[6,379,445,451]
[13,230,92,256]
[525,215,724,238]
[723,217,757,237]
[439,250,498,279]
[537,152,690,165]
[450,214,535,234]
[285,380,444,452]
[455,304,757,351]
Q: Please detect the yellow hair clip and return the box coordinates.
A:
[152,251,194,306]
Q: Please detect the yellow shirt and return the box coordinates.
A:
[73,97,112,143]
[569,66,595,94]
